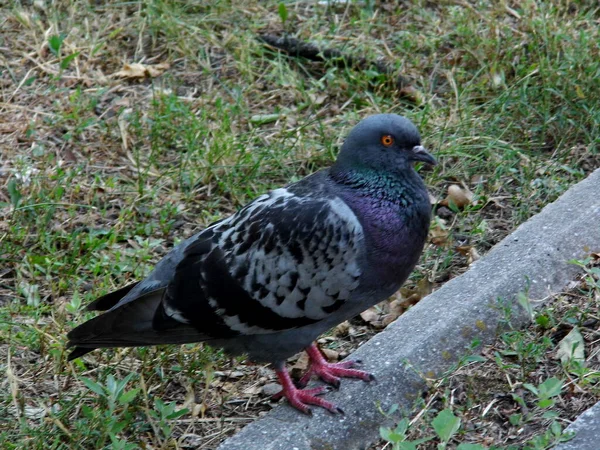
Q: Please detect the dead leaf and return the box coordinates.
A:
[360,293,425,329]
[467,247,481,265]
[242,384,262,397]
[455,245,481,265]
[430,224,450,246]
[360,306,385,328]
[441,184,473,209]
[321,348,339,362]
[382,298,407,327]
[290,352,309,379]
[333,320,350,336]
[416,277,433,298]
[556,327,585,365]
[456,245,472,256]
[400,278,432,304]
[399,85,425,105]
[220,382,236,393]
[113,62,170,79]
[196,403,208,418]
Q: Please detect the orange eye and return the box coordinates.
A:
[381,135,394,147]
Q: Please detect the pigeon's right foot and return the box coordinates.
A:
[274,367,343,415]
[299,343,374,388]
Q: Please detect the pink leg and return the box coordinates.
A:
[299,343,374,388]
[274,365,343,415]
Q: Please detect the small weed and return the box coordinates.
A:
[147,398,190,443]
[380,408,488,450]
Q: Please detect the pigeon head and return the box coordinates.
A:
[334,114,436,175]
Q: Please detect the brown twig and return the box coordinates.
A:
[257,34,412,91]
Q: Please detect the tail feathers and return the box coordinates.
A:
[67,328,211,361]
[67,288,211,360]
[85,282,140,311]
[67,346,94,361]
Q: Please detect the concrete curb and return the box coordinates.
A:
[219,168,600,450]
[553,401,600,450]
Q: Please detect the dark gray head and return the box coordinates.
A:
[333,114,436,175]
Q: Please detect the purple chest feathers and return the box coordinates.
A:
[352,195,431,285]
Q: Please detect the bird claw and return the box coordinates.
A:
[273,345,374,414]
[274,367,343,414]
[299,358,374,388]
[279,385,342,415]
[299,343,374,388]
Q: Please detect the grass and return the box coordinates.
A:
[0,0,599,448]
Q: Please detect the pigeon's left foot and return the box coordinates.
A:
[274,366,343,415]
[299,343,374,388]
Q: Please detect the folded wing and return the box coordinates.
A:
[67,185,364,359]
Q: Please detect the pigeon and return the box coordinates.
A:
[67,114,436,414]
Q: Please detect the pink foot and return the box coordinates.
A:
[274,366,343,415]
[299,343,374,388]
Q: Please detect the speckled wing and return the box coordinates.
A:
[157,187,364,338]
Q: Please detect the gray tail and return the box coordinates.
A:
[67,288,209,361]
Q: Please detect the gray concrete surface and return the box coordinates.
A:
[554,401,600,450]
[219,168,600,450]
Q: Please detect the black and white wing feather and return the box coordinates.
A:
[67,183,365,356]
[159,186,364,338]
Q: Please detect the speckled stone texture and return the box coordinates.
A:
[553,401,600,450]
[219,169,600,450]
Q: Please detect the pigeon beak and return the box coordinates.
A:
[410,145,437,166]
